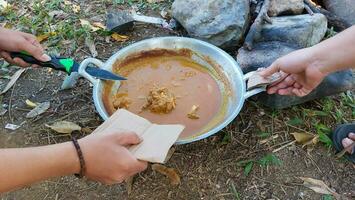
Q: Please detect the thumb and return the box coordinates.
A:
[21,37,51,62]
[258,61,280,77]
[116,132,142,146]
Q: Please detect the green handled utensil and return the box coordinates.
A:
[10,52,126,81]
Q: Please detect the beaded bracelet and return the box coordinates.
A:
[71,137,86,178]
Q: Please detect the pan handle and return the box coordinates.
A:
[78,58,104,85]
[243,71,266,99]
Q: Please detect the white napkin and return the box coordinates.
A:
[92,109,184,163]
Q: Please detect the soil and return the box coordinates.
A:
[0,1,354,200]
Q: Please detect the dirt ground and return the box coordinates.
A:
[0,1,354,199]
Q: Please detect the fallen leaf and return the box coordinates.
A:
[5,123,20,130]
[1,22,12,29]
[80,19,101,31]
[291,132,317,144]
[46,121,81,134]
[63,0,71,5]
[85,37,98,57]
[36,32,56,43]
[111,33,129,42]
[92,22,106,29]
[1,68,26,94]
[300,177,340,198]
[25,99,37,108]
[72,4,80,13]
[26,102,50,118]
[81,127,93,134]
[152,164,180,186]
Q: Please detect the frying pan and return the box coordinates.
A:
[76,37,266,144]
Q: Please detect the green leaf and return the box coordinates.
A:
[315,123,331,135]
[230,182,241,200]
[322,194,334,200]
[221,132,231,145]
[244,162,253,176]
[319,133,333,148]
[237,159,254,166]
[257,132,270,138]
[259,153,282,168]
[287,117,304,126]
[314,110,329,117]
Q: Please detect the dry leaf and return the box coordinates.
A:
[291,132,315,144]
[72,4,80,13]
[111,33,129,42]
[2,22,12,29]
[152,164,180,186]
[300,177,340,199]
[1,68,26,94]
[25,99,37,108]
[26,102,50,118]
[80,19,101,32]
[5,123,20,130]
[81,127,93,134]
[85,37,98,57]
[46,121,81,134]
[92,22,106,29]
[63,0,71,5]
[48,10,68,19]
[36,32,56,43]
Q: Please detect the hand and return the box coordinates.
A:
[259,48,327,97]
[78,132,148,184]
[0,28,51,67]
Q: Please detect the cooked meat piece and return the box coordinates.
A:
[142,87,176,114]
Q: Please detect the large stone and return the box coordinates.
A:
[237,41,299,73]
[255,14,327,48]
[323,0,355,25]
[268,0,304,17]
[172,0,250,49]
[254,70,354,109]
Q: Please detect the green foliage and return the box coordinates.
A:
[319,133,333,149]
[237,160,254,176]
[257,131,270,139]
[258,153,282,168]
[322,194,334,200]
[230,182,241,200]
[287,117,304,126]
[221,132,231,145]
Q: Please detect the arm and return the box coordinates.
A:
[0,132,148,193]
[0,142,80,192]
[260,25,355,96]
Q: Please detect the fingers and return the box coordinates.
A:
[258,60,281,77]
[20,36,51,62]
[116,132,142,146]
[267,75,296,94]
[348,133,355,141]
[0,51,30,67]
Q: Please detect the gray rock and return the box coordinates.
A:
[237,41,299,73]
[323,0,355,25]
[268,0,304,17]
[172,0,250,49]
[255,14,327,48]
[254,70,354,109]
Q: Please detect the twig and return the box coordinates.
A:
[8,82,16,123]
[244,0,272,50]
[253,176,295,188]
[304,4,314,15]
[273,140,296,153]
